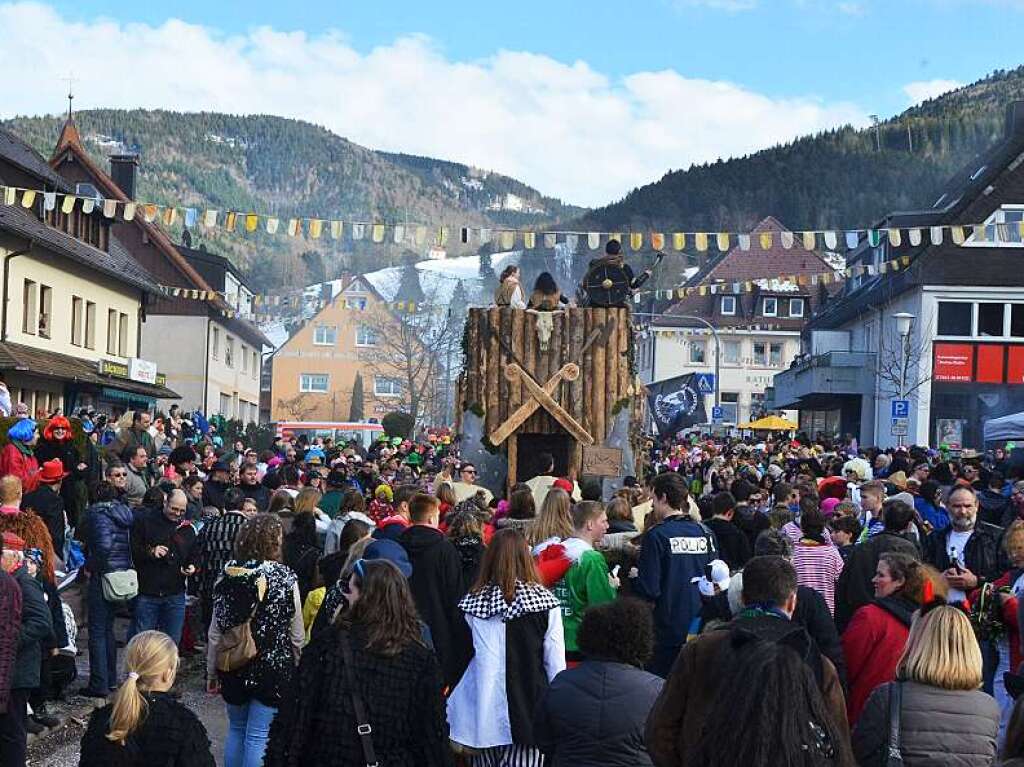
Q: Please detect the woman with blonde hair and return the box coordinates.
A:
[79,630,215,765]
[528,487,572,549]
[852,603,999,765]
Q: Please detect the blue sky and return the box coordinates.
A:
[2,0,1021,205]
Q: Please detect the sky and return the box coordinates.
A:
[0,0,1021,207]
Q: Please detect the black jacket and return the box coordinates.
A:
[704,517,751,571]
[923,523,1004,586]
[834,532,920,633]
[22,484,65,555]
[793,584,847,692]
[131,508,196,597]
[79,691,216,767]
[11,565,52,690]
[398,525,472,687]
[202,480,230,511]
[263,624,453,767]
[977,489,1011,528]
[240,483,271,512]
[733,504,770,552]
[534,660,663,766]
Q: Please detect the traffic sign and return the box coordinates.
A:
[711,405,723,421]
[891,399,910,419]
[695,374,716,394]
[891,417,909,436]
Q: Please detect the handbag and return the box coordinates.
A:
[886,681,904,767]
[215,575,267,673]
[339,630,379,767]
[101,569,138,603]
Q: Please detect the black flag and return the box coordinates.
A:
[647,373,707,437]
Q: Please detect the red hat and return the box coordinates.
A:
[553,478,574,494]
[1,531,25,551]
[38,458,69,484]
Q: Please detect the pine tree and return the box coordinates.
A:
[349,372,365,421]
[396,256,425,305]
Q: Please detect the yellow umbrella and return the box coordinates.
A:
[738,415,799,431]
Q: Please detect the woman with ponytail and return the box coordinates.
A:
[841,552,943,725]
[79,630,215,766]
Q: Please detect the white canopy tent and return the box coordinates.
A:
[983,411,1024,443]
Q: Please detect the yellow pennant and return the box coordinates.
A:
[372,223,385,243]
[224,211,237,231]
[716,232,729,252]
[695,232,708,251]
[500,231,515,250]
[672,232,686,251]
[609,232,622,244]
[330,220,343,239]
[523,231,536,249]
[651,232,665,251]
[760,231,773,250]
[901,255,911,267]
[309,219,323,239]
[973,224,987,242]
[123,203,136,221]
[245,213,259,232]
[61,194,76,214]
[630,232,643,251]
[287,219,300,237]
[20,190,36,208]
[266,217,279,235]
[802,231,816,250]
[102,198,116,217]
[951,226,965,245]
[698,286,708,296]
[887,228,902,247]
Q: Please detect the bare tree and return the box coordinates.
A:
[358,282,462,428]
[876,317,933,401]
[275,393,321,420]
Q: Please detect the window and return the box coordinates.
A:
[720,392,739,423]
[374,376,402,397]
[978,303,1006,337]
[345,297,368,310]
[212,327,220,360]
[313,325,337,346]
[38,285,51,339]
[689,339,706,364]
[722,339,741,364]
[356,326,378,347]
[241,344,248,372]
[966,205,1024,247]
[300,373,330,393]
[219,393,232,416]
[770,342,783,367]
[22,280,36,335]
[252,351,258,378]
[789,298,805,318]
[106,309,118,354]
[762,298,777,317]
[937,302,972,336]
[225,336,235,368]
[85,302,96,349]
[117,312,128,356]
[721,296,736,316]
[1012,305,1024,338]
[753,342,768,366]
[71,296,83,346]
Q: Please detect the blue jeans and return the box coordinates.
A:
[225,700,277,767]
[132,593,186,645]
[87,577,118,693]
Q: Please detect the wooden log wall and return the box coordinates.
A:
[462,307,635,446]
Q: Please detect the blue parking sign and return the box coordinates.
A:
[712,405,723,421]
[891,399,910,419]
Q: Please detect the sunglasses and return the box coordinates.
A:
[110,472,127,478]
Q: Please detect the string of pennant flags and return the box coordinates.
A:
[3,183,1019,257]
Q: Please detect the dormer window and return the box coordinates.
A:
[789,298,805,318]
[964,205,1024,247]
[763,297,778,317]
[721,296,736,316]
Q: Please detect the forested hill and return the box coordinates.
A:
[2,109,582,290]
[577,66,1024,234]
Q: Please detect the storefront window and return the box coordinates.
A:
[978,303,1006,337]
[937,302,972,336]
[1012,305,1024,338]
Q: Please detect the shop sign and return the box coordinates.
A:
[933,343,974,382]
[129,358,157,384]
[98,359,167,387]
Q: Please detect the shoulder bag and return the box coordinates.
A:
[339,629,379,767]
[216,575,267,673]
[101,569,138,604]
[886,681,904,767]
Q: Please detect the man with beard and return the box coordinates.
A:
[923,485,1002,604]
[238,462,270,512]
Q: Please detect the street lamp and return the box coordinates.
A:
[892,312,915,446]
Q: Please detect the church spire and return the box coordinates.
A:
[53,72,82,159]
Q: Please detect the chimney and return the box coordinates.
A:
[109,153,139,200]
[1006,101,1024,140]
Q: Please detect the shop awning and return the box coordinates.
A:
[0,342,179,400]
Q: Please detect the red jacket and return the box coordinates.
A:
[971,570,1023,672]
[841,597,915,724]
[0,443,39,492]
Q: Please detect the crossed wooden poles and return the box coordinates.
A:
[486,317,616,447]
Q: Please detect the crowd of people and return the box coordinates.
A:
[4,404,1024,765]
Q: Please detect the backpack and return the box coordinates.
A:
[215,575,267,673]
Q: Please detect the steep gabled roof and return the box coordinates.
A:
[0,127,70,191]
[49,118,226,309]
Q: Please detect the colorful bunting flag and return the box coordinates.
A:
[672,233,686,251]
[716,232,729,252]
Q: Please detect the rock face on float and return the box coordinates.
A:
[457,306,645,494]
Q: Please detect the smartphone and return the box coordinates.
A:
[949,549,964,574]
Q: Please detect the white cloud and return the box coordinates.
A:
[837,2,865,15]
[903,79,964,105]
[0,2,868,207]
